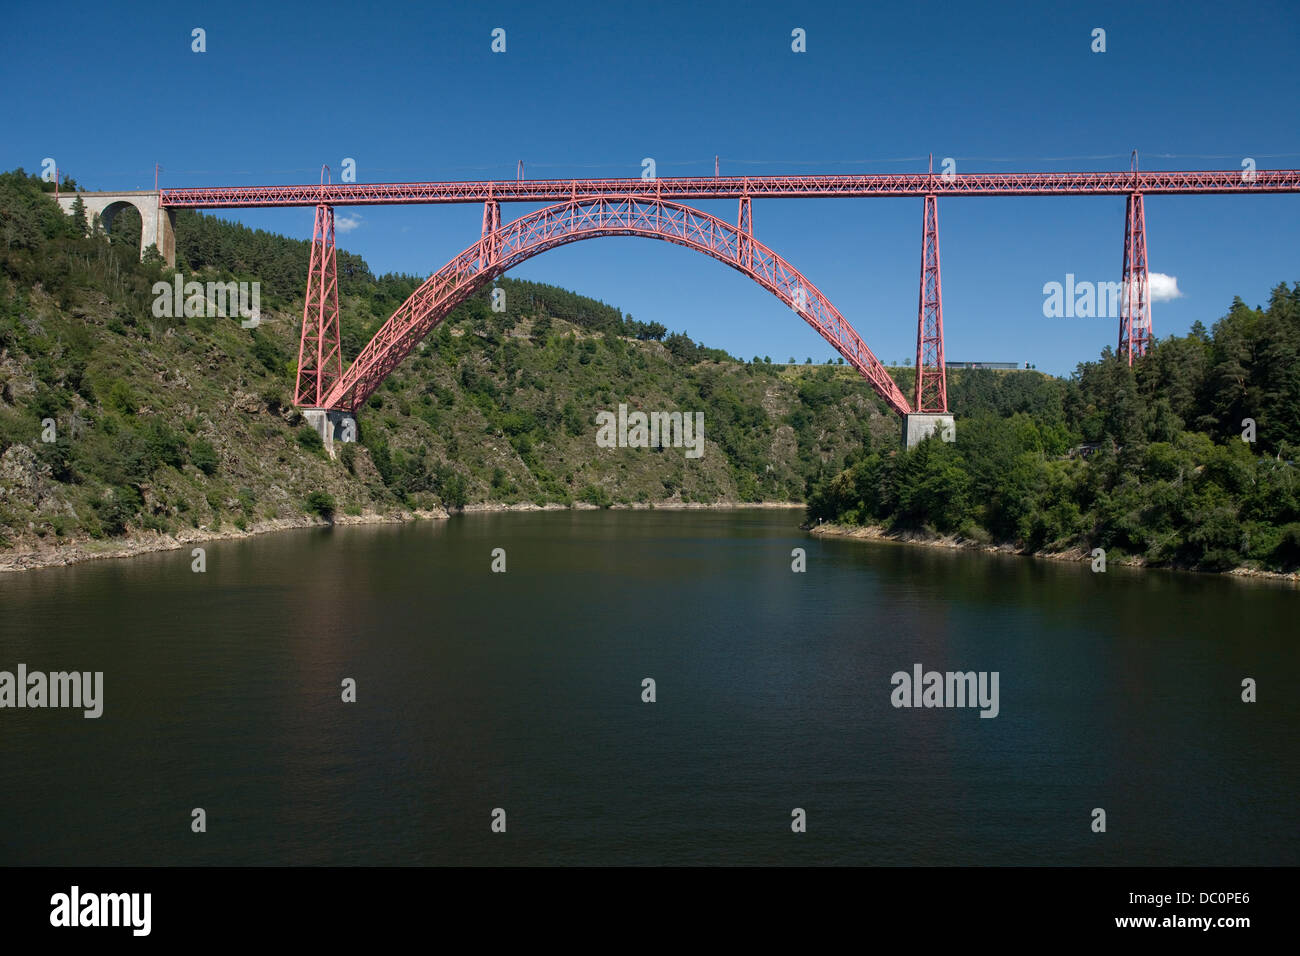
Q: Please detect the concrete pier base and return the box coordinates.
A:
[301,409,357,458]
[903,413,956,448]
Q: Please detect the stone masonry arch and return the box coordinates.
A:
[56,191,176,266]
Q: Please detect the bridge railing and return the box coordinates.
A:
[158,169,1300,208]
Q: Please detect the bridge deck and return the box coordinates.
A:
[157,170,1300,208]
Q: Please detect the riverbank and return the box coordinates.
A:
[0,507,448,573]
[806,521,1300,583]
[459,500,805,513]
[8,506,1295,581]
[0,500,805,573]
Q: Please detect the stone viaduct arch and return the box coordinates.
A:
[55,191,175,266]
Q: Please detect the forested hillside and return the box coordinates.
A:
[809,288,1300,572]
[3,169,1295,575]
[0,170,893,564]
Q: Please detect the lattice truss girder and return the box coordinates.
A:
[163,169,1300,208]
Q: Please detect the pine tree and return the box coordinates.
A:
[70,194,88,236]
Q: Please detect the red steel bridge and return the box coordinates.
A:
[157,162,1300,424]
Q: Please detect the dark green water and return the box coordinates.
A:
[0,509,1295,865]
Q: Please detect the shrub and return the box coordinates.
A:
[296,426,324,452]
[144,419,188,470]
[94,486,141,537]
[251,332,283,373]
[105,379,137,415]
[580,483,611,507]
[305,490,335,520]
[338,442,357,473]
[191,438,219,476]
[1270,523,1300,569]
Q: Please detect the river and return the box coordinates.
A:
[0,509,1295,865]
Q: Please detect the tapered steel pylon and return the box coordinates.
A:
[913,194,947,413]
[295,204,342,407]
[481,199,501,270]
[737,195,752,270]
[1118,191,1151,364]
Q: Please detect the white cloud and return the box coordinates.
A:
[336,214,362,234]
[1147,272,1182,302]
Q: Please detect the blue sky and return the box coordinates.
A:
[3,0,1297,374]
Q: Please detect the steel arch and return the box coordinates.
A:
[323,196,911,415]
